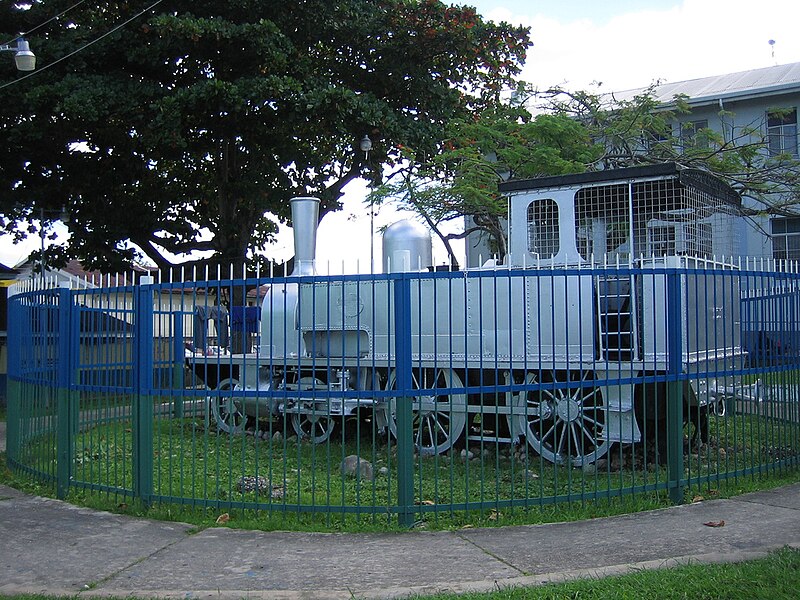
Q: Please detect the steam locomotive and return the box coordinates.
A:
[197,163,745,467]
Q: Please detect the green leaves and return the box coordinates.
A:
[369,102,601,263]
[1,0,531,270]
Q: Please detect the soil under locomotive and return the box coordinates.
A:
[192,164,746,467]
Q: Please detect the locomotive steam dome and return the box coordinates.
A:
[382,219,432,273]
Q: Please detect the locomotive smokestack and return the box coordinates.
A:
[290,197,320,276]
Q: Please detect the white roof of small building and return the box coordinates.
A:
[614,61,800,107]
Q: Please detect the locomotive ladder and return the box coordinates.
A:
[595,275,638,361]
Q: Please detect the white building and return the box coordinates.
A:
[614,61,800,261]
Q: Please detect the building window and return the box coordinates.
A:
[681,119,709,150]
[643,122,673,151]
[767,108,798,157]
[527,199,559,259]
[772,217,800,260]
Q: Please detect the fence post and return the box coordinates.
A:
[172,312,184,419]
[6,292,21,467]
[56,285,73,499]
[133,276,155,505]
[393,274,415,528]
[666,270,685,504]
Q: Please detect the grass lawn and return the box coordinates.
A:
[4,405,800,533]
[422,546,800,600]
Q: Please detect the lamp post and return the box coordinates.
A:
[360,135,376,272]
[0,37,36,71]
[38,206,70,287]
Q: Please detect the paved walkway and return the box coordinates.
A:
[1,423,799,599]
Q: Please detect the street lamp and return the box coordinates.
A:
[0,37,36,71]
[360,135,372,161]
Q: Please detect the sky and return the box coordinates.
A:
[474,0,800,92]
[4,0,800,271]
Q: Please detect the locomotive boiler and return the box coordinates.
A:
[202,163,745,467]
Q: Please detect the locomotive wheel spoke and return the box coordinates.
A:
[387,368,466,456]
[507,370,610,467]
[540,422,556,446]
[577,421,596,443]
[208,379,245,434]
[581,414,601,427]
[289,377,335,444]
[555,423,568,456]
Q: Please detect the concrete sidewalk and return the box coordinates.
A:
[1,430,799,599]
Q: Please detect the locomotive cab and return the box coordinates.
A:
[502,163,741,268]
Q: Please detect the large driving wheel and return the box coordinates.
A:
[508,370,609,467]
[289,377,336,444]
[387,368,466,456]
[209,378,246,434]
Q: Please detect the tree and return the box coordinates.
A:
[368,100,602,265]
[534,85,800,216]
[0,0,531,273]
[372,82,800,263]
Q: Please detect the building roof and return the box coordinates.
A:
[60,259,155,286]
[614,61,800,107]
[12,256,156,288]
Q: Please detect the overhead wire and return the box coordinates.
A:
[2,0,88,47]
[0,0,165,91]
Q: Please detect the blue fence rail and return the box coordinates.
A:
[6,261,800,527]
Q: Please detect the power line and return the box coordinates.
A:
[2,0,88,47]
[0,0,165,92]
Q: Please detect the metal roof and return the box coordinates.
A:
[499,163,681,193]
[613,61,800,106]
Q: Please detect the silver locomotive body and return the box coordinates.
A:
[224,164,745,465]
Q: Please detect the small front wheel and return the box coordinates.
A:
[289,377,336,444]
[291,411,336,444]
[208,378,246,434]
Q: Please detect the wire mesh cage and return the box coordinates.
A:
[573,169,741,262]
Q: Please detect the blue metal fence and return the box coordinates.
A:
[6,261,800,527]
